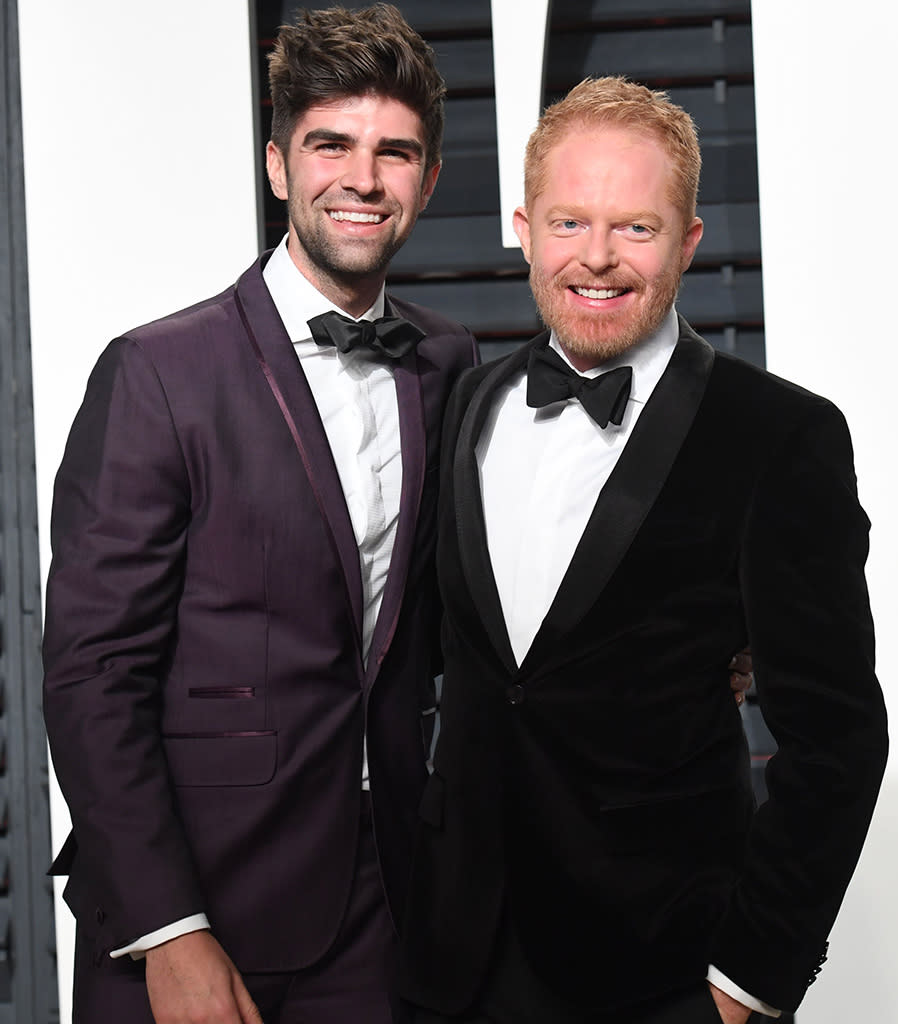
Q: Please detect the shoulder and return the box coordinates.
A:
[676,310,847,439]
[100,258,266,377]
[709,349,848,434]
[122,282,241,353]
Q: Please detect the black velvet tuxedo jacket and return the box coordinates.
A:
[401,319,888,1016]
[42,252,477,970]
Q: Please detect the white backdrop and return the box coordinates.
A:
[751,1,898,1019]
[17,0,897,1020]
[17,2,259,1019]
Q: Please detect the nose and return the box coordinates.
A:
[339,149,381,197]
[580,229,619,274]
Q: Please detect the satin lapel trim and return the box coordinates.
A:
[365,347,426,685]
[234,258,364,645]
[454,338,543,676]
[521,324,715,673]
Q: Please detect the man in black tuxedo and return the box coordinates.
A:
[401,77,888,1024]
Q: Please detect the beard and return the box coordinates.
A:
[284,177,420,292]
[529,261,683,365]
[288,195,406,285]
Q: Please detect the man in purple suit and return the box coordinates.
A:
[41,6,477,1023]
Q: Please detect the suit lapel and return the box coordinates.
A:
[521,320,715,672]
[234,256,364,647]
[365,297,427,683]
[453,339,539,676]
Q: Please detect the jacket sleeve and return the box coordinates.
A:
[710,398,888,1011]
[43,336,205,951]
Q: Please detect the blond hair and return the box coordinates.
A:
[524,77,701,224]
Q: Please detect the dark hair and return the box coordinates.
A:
[268,4,446,172]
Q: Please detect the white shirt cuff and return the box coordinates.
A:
[707,964,781,1018]
[109,913,211,961]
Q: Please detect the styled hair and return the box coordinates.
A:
[524,76,702,225]
[268,4,446,173]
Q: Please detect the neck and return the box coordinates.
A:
[285,239,384,319]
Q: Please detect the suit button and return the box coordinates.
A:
[506,684,525,705]
[95,907,105,925]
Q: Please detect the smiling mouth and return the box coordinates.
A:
[328,210,386,224]
[571,286,630,300]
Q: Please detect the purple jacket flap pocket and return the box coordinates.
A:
[163,731,277,787]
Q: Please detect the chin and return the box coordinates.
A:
[550,314,646,364]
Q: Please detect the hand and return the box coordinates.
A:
[728,647,753,706]
[145,930,263,1024]
[708,982,752,1024]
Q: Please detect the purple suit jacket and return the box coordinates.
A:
[42,252,478,971]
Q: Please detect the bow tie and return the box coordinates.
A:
[307,310,424,360]
[526,345,633,428]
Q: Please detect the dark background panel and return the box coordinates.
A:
[1,0,61,1020]
[259,0,765,367]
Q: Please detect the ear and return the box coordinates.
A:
[513,206,533,264]
[266,141,288,201]
[681,216,703,271]
[419,161,441,209]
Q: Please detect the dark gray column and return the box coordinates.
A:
[0,0,61,1020]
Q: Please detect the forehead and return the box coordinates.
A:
[290,94,426,146]
[538,126,677,215]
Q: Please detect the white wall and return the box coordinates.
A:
[751,2,898,1019]
[17,2,259,1019]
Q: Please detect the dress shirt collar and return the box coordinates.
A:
[547,306,679,405]
[263,235,386,342]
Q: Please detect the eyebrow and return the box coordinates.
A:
[545,205,662,225]
[302,128,424,158]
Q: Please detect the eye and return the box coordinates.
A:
[623,223,655,238]
[380,148,413,161]
[552,218,581,234]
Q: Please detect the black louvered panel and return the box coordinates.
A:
[390,215,527,277]
[552,0,752,23]
[693,202,761,264]
[1,1,60,1017]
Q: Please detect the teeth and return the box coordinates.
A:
[574,286,625,299]
[329,210,384,223]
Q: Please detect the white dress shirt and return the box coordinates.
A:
[262,236,402,668]
[477,308,779,1018]
[478,310,677,666]
[112,237,403,959]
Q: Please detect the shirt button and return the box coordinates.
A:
[506,684,525,706]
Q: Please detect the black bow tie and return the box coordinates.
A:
[307,310,424,360]
[526,345,633,428]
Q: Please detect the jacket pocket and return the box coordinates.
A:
[162,731,277,787]
[599,786,749,854]
[187,686,255,699]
